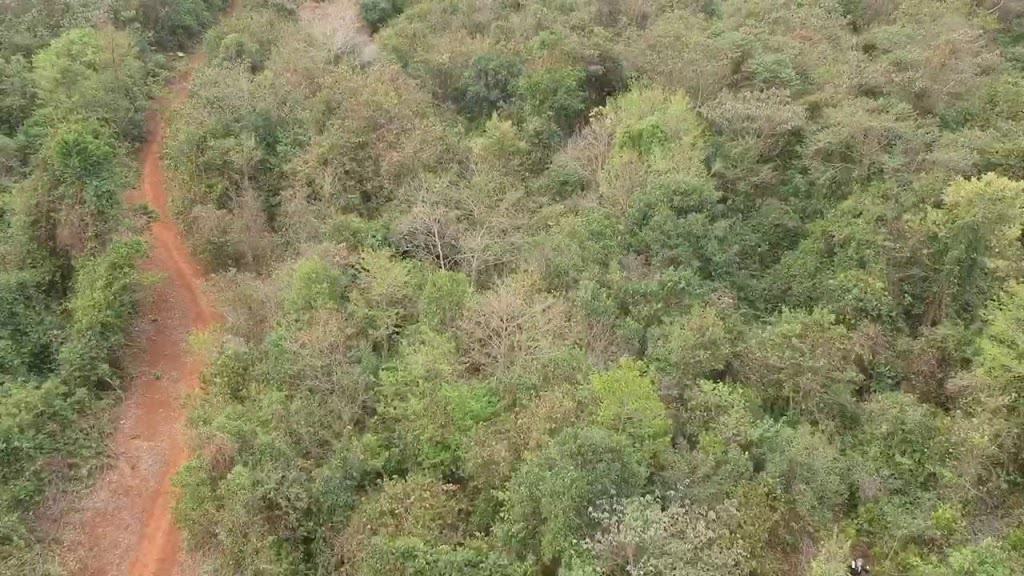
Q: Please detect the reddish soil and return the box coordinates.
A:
[58,54,218,576]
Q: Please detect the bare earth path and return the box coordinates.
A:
[58,53,218,576]
[55,2,371,573]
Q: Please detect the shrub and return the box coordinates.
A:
[647,304,736,391]
[57,238,147,389]
[0,271,59,380]
[736,309,861,430]
[0,55,34,136]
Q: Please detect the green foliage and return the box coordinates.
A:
[605,87,707,178]
[647,304,737,389]
[177,326,376,573]
[516,66,590,137]
[127,0,229,51]
[929,174,1024,322]
[58,239,147,389]
[975,283,1024,387]
[770,188,896,323]
[347,250,419,349]
[0,377,110,571]
[165,61,296,212]
[31,28,151,143]
[951,283,1024,483]
[804,97,935,202]
[852,392,953,551]
[205,9,290,72]
[587,360,670,459]
[807,532,852,576]
[376,328,499,475]
[499,426,648,563]
[0,0,109,57]
[418,269,473,330]
[899,532,1024,576]
[338,474,469,571]
[0,271,59,380]
[760,424,847,531]
[361,0,406,32]
[38,120,129,249]
[0,56,34,136]
[677,380,759,447]
[737,309,861,430]
[458,54,523,120]
[356,538,529,576]
[168,1,1024,574]
[283,256,349,315]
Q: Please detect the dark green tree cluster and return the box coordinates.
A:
[0,1,225,572]
[170,1,1024,574]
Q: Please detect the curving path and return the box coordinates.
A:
[59,49,218,576]
[56,1,375,572]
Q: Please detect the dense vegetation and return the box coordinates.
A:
[0,1,226,572]
[5,0,1024,574]
[161,0,1024,574]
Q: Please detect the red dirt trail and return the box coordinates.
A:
[58,50,219,576]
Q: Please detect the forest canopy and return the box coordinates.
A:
[158,0,1024,574]
[162,0,1024,574]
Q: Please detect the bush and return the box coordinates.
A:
[647,304,736,391]
[0,271,59,380]
[737,309,861,430]
[0,377,109,572]
[0,56,34,136]
[357,538,530,576]
[37,120,129,251]
[283,256,350,316]
[57,239,147,388]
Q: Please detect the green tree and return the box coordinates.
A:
[0,56,34,136]
[737,309,861,430]
[498,426,648,564]
[928,174,1024,323]
[516,66,590,137]
[37,120,128,252]
[128,0,227,50]
[31,28,150,143]
[647,304,737,392]
[458,54,523,120]
[361,0,406,32]
[587,360,670,460]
